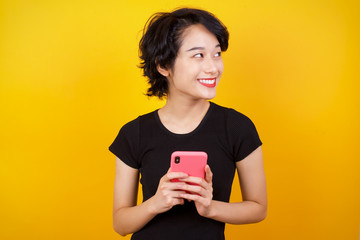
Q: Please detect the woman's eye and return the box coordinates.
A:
[214,52,221,57]
[194,53,203,58]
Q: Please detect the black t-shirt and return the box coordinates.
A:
[109,102,262,240]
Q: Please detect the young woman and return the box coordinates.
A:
[109,8,267,240]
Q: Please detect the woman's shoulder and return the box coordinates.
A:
[120,109,158,131]
[210,102,252,123]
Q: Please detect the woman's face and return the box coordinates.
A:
[162,24,224,101]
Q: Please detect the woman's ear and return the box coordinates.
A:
[157,64,170,77]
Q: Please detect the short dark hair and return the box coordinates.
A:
[139,8,229,99]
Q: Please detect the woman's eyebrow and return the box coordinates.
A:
[186,44,221,52]
[186,46,205,52]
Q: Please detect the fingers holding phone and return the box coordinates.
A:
[168,151,214,216]
[150,151,213,216]
[178,165,214,217]
[149,169,189,214]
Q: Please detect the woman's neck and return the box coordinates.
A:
[158,98,210,134]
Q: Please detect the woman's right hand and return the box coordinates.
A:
[149,169,188,214]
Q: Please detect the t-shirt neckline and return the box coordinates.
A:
[154,101,214,137]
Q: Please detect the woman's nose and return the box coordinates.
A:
[203,57,218,74]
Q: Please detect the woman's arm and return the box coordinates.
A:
[210,146,267,224]
[179,146,267,224]
[113,157,189,236]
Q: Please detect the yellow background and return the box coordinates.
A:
[1,0,359,239]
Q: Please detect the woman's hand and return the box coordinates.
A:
[149,169,189,214]
[177,165,214,217]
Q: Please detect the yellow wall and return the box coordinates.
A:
[1,0,359,239]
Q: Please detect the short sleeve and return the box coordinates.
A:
[108,117,140,169]
[227,109,262,162]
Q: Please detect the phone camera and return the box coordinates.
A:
[175,156,180,164]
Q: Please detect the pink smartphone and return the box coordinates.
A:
[170,151,208,182]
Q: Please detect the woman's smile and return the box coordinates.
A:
[198,78,217,88]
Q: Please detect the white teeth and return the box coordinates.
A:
[199,79,215,84]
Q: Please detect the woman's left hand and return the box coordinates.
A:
[178,165,214,217]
